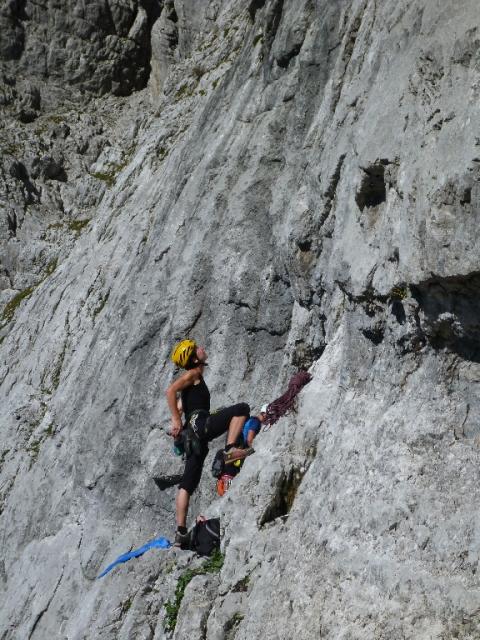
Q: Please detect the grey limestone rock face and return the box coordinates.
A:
[0,0,161,98]
[1,0,480,638]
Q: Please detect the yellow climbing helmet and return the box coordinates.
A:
[171,339,196,368]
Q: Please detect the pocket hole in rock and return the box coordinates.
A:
[259,466,306,527]
[356,163,387,211]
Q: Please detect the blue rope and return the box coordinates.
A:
[97,536,172,578]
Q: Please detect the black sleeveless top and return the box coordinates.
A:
[181,376,210,420]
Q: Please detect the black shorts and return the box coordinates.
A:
[178,403,249,495]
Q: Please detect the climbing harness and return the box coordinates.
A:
[183,409,209,456]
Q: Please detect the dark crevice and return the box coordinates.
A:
[103,1,117,35]
[336,281,388,317]
[320,153,346,223]
[296,240,311,252]
[356,162,387,211]
[272,270,291,287]
[388,247,400,263]
[390,300,406,325]
[276,42,302,69]
[291,344,325,369]
[232,575,250,593]
[297,288,324,310]
[362,326,385,345]
[411,272,480,363]
[1,0,27,59]
[163,2,177,24]
[246,322,289,337]
[103,398,118,413]
[266,0,284,42]
[28,568,64,639]
[259,467,306,527]
[342,10,363,62]
[125,317,167,360]
[248,0,267,22]
[331,3,366,113]
[161,0,178,49]
[9,160,38,203]
[1,267,14,289]
[228,299,252,311]
[461,187,472,205]
[111,0,164,96]
[11,0,28,21]
[184,309,203,336]
[224,613,243,640]
[7,210,17,237]
[154,247,171,263]
[262,0,285,73]
[324,154,346,201]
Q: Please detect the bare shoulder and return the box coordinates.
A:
[182,369,200,384]
[168,368,200,392]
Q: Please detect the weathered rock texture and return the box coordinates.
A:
[1,1,480,638]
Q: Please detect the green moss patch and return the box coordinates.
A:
[225,612,244,639]
[2,142,21,156]
[27,438,41,462]
[51,340,67,391]
[93,291,110,318]
[259,467,307,527]
[68,219,90,233]
[192,65,206,80]
[91,153,131,188]
[48,114,66,124]
[46,220,90,236]
[390,285,408,300]
[1,251,65,326]
[45,258,58,277]
[2,286,36,323]
[232,574,249,592]
[157,146,169,161]
[164,550,224,632]
[47,222,64,231]
[175,83,192,100]
[91,170,117,188]
[26,414,57,467]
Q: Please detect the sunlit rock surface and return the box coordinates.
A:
[1,1,480,638]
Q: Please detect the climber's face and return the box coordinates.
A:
[195,346,207,363]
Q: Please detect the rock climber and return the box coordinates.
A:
[166,339,253,547]
[242,404,268,447]
[216,404,269,496]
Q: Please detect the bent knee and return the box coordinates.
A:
[179,479,199,495]
[234,402,250,417]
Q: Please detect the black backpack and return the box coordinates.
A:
[189,518,220,556]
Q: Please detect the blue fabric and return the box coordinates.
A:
[242,417,261,445]
[97,536,172,578]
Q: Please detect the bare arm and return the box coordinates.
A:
[166,369,200,437]
[246,430,256,447]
